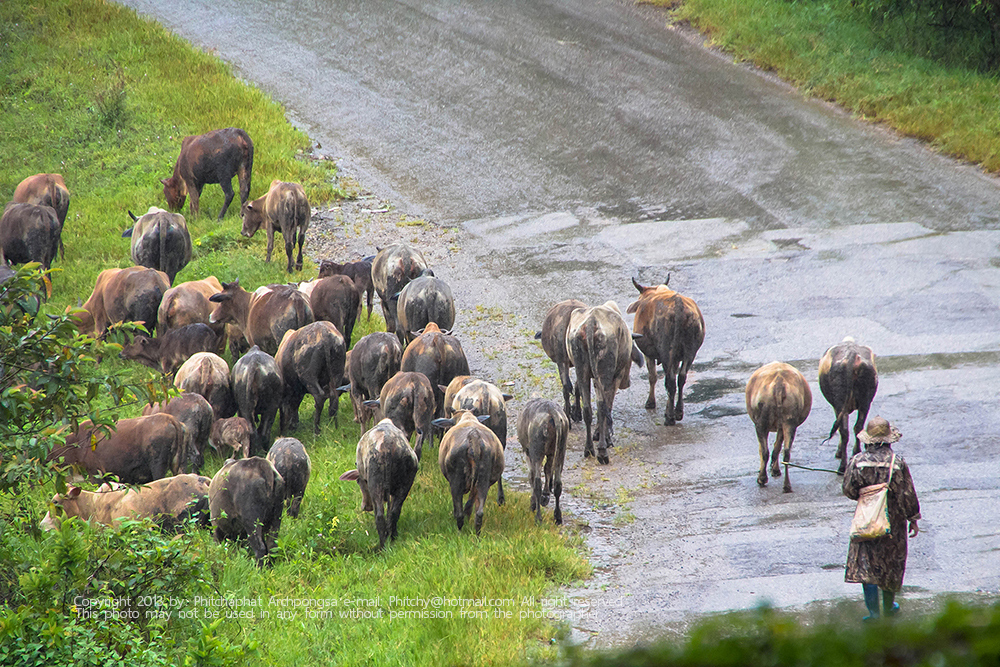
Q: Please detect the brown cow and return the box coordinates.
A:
[12,173,69,259]
[369,371,436,461]
[305,274,360,346]
[342,332,402,430]
[746,361,813,493]
[400,322,470,417]
[0,202,60,272]
[143,392,214,472]
[395,271,456,346]
[627,277,705,426]
[120,323,219,375]
[210,416,253,459]
[517,398,569,525]
[818,337,879,474]
[371,243,428,333]
[319,257,374,321]
[434,410,505,535]
[209,280,314,356]
[536,299,587,422]
[162,127,254,220]
[48,414,188,484]
[275,321,346,434]
[76,266,171,337]
[174,352,236,419]
[157,276,222,331]
[209,457,284,564]
[241,180,310,272]
[122,207,192,284]
[441,375,474,418]
[449,378,512,504]
[267,438,311,519]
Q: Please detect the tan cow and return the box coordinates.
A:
[12,173,69,259]
[745,361,813,493]
[76,266,170,337]
[175,352,236,419]
[240,180,310,272]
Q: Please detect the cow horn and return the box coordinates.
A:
[128,210,138,222]
[664,273,671,287]
[631,277,645,293]
[363,399,380,408]
[336,384,352,392]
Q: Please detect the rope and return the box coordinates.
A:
[782,461,841,474]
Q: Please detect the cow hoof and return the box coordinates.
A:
[783,484,792,494]
[757,474,767,487]
[664,416,676,426]
[645,399,656,410]
[584,449,594,459]
[771,467,781,479]
[597,453,609,465]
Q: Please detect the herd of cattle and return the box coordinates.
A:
[3,126,882,563]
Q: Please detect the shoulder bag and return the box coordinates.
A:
[849,452,896,541]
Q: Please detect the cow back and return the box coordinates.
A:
[13,173,69,225]
[247,287,314,355]
[0,202,60,269]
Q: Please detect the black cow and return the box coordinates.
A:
[0,203,60,273]
[209,457,284,564]
[371,243,428,333]
[275,321,346,434]
[232,346,283,455]
[123,207,192,284]
[818,337,879,473]
[267,438,311,518]
[517,398,569,524]
[319,257,374,321]
[120,322,219,375]
[342,332,402,430]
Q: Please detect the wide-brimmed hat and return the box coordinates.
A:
[858,416,901,445]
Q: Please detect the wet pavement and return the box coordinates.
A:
[119,0,1000,647]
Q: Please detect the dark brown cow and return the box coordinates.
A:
[162,127,253,220]
[143,392,214,473]
[339,419,419,550]
[120,323,219,375]
[818,337,879,473]
[746,361,813,493]
[567,301,641,464]
[305,275,360,346]
[122,207,192,284]
[76,266,171,337]
[210,416,253,459]
[342,332,402,430]
[0,203,60,272]
[395,271,456,346]
[517,398,569,524]
[241,180,310,272]
[434,410,505,535]
[48,414,187,484]
[209,456,284,564]
[209,280,314,356]
[12,173,69,259]
[232,345,283,455]
[319,257,374,321]
[536,299,587,422]
[174,352,236,419]
[400,322,470,417]
[371,243,428,333]
[267,438,311,518]
[627,277,705,425]
[275,321,346,434]
[370,371,436,461]
[449,378,512,505]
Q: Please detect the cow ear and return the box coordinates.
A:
[122,227,134,238]
[160,178,169,186]
[431,417,455,430]
[476,414,491,424]
[339,469,360,481]
[67,486,82,499]
[626,300,640,314]
[502,393,514,401]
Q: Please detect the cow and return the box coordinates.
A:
[434,410,505,535]
[232,345,283,455]
[76,266,170,338]
[157,276,223,332]
[400,322,470,417]
[371,243,428,333]
[319,257,374,321]
[208,279,314,356]
[395,271,456,346]
[441,375,474,418]
[566,301,642,464]
[40,474,211,532]
[209,456,284,564]
[305,274,360,347]
[266,437,311,519]
[368,371,436,461]
[162,127,254,220]
[240,180,310,272]
[627,277,705,426]
[0,203,60,274]
[174,351,236,419]
[47,414,188,484]
[143,392,214,473]
[517,398,569,524]
[449,378,512,505]
[210,416,253,459]
[12,173,69,259]
[342,332,402,430]
[745,361,813,493]
[536,299,587,422]
[818,337,879,474]
[339,419,418,550]
[122,207,192,284]
[120,323,219,376]
[275,321,346,434]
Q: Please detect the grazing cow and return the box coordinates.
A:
[267,438,311,519]
[517,398,569,524]
[162,127,254,220]
[306,274,360,346]
[342,332,402,430]
[143,392,214,473]
[209,279,314,356]
[818,337,879,473]
[210,416,253,459]
[536,299,587,422]
[174,351,236,419]
[232,346,283,455]
[627,277,705,425]
[400,322,470,416]
[449,378,512,505]
[339,419,418,550]
[122,207,192,284]
[434,410,505,535]
[369,371,436,461]
[48,414,187,484]
[12,173,69,259]
[40,474,211,532]
[209,457,284,564]
[395,271,456,346]
[0,203,60,274]
[746,361,813,493]
[371,243,428,333]
[76,266,170,337]
[566,301,642,464]
[319,257,374,320]
[120,323,219,375]
[241,180,310,272]
[157,276,224,333]
[275,321,346,434]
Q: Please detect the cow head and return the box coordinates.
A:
[318,259,343,278]
[161,176,187,211]
[208,280,248,326]
[627,276,674,314]
[240,200,266,238]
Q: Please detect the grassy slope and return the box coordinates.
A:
[0,1,588,665]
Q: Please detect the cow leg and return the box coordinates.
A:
[553,477,563,525]
[577,368,595,458]
[781,424,796,493]
[530,466,543,523]
[596,400,610,465]
[265,226,275,263]
[237,164,252,207]
[285,235,295,273]
[189,184,202,219]
[218,179,236,220]
[247,521,269,564]
[836,412,850,474]
[475,467,492,536]
[389,474,414,542]
[295,227,306,272]
[770,428,785,479]
[756,425,770,487]
[374,496,389,550]
[675,356,693,422]
[450,476,466,531]
[644,355,658,410]
[558,362,579,423]
[541,453,553,507]
[852,405,871,459]
[312,392,327,434]
[663,362,678,425]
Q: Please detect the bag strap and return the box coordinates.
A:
[886,452,896,485]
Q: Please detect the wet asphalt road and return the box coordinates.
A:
[119,0,1000,647]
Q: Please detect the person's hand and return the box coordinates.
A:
[909,520,919,537]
